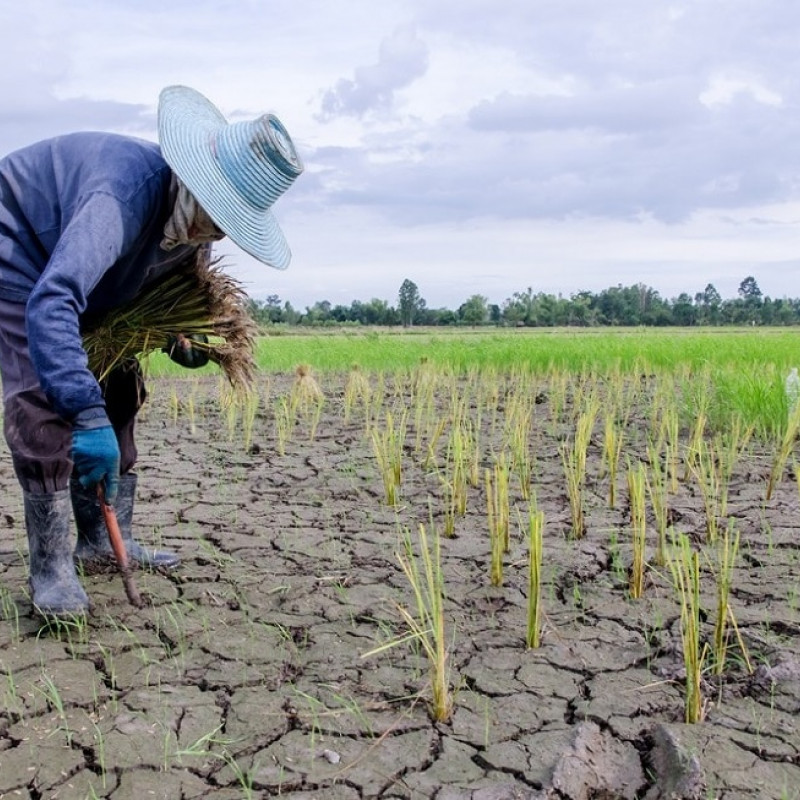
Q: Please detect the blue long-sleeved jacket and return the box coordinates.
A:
[0,132,197,421]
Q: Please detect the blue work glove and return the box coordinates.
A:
[71,412,121,503]
[163,333,210,369]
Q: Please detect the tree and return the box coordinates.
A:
[738,276,762,303]
[671,293,696,326]
[398,279,425,327]
[458,295,489,325]
[696,283,722,325]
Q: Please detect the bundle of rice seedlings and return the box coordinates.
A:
[82,253,258,392]
[291,364,324,411]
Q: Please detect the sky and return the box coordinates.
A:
[2,0,800,311]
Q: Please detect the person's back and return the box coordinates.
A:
[0,131,173,305]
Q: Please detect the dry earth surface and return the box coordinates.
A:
[0,371,799,800]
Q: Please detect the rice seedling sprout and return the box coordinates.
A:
[627,459,647,599]
[526,502,545,648]
[371,409,407,506]
[668,533,707,724]
[362,523,454,723]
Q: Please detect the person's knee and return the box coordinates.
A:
[4,389,72,493]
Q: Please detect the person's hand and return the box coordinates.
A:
[71,426,121,503]
[163,333,210,369]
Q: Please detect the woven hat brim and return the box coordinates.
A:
[158,86,291,270]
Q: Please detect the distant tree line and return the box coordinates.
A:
[247,275,800,328]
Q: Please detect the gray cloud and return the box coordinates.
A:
[6,0,800,305]
[318,25,429,119]
[304,2,800,228]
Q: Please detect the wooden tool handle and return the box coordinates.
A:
[97,485,143,608]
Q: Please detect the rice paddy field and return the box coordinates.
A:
[1,327,800,799]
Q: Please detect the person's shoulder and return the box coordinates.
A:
[61,133,171,202]
[1,132,172,208]
[56,131,165,167]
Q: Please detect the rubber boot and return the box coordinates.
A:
[71,473,180,571]
[24,489,90,617]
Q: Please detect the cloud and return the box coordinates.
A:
[468,80,703,134]
[6,0,800,308]
[318,25,429,119]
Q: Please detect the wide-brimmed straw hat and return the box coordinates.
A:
[157,85,303,270]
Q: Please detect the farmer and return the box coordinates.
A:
[0,85,303,617]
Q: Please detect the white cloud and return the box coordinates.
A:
[3,0,800,309]
[700,74,783,108]
[318,25,429,119]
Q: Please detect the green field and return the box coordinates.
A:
[142,327,800,439]
[146,326,800,375]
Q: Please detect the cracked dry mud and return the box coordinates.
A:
[1,371,799,800]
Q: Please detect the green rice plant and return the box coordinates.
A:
[560,405,595,541]
[561,441,586,540]
[411,357,439,402]
[505,391,534,500]
[0,587,21,642]
[3,668,22,720]
[368,371,386,423]
[290,364,325,440]
[715,416,753,516]
[683,408,707,483]
[623,369,647,426]
[371,409,407,506]
[668,533,707,724]
[186,392,197,435]
[174,726,256,799]
[526,502,545,649]
[710,364,786,440]
[602,412,624,509]
[422,415,448,472]
[690,438,722,543]
[548,369,569,429]
[709,521,751,676]
[647,374,672,440]
[627,459,647,599]
[362,523,454,723]
[444,418,470,520]
[274,396,292,455]
[90,718,109,790]
[485,466,505,587]
[576,397,599,469]
[566,373,594,427]
[240,389,259,451]
[766,399,800,501]
[486,453,511,558]
[344,364,372,424]
[35,612,89,647]
[220,382,240,441]
[661,404,681,493]
[35,670,73,746]
[604,367,627,425]
[466,413,483,489]
[645,441,670,567]
[441,475,460,538]
[479,367,503,438]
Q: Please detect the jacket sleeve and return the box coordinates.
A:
[26,191,152,421]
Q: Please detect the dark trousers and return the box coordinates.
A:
[0,299,144,494]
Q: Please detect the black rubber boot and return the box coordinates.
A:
[71,472,180,571]
[24,489,89,617]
